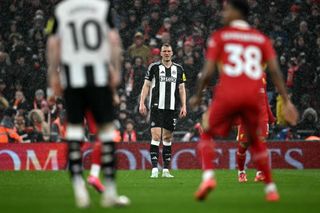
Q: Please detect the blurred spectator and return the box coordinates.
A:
[28,109,50,142]
[51,109,67,142]
[0,0,319,141]
[11,90,29,111]
[149,6,162,38]
[0,109,22,143]
[276,94,288,127]
[14,113,32,143]
[156,17,172,40]
[33,89,46,109]
[128,32,151,65]
[122,119,137,142]
[297,107,318,131]
[0,79,9,112]
[148,48,161,64]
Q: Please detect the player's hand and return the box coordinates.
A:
[139,103,148,117]
[113,92,120,106]
[282,100,299,126]
[109,64,120,89]
[179,105,187,118]
[50,75,62,96]
[189,96,202,110]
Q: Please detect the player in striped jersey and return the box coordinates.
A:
[47,0,129,208]
[139,43,187,178]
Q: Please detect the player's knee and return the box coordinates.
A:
[151,134,161,141]
[163,135,172,142]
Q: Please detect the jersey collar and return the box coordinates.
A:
[230,20,250,29]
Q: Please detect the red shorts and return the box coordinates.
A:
[207,95,261,140]
[237,122,269,143]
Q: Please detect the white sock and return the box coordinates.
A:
[265,183,277,193]
[163,168,169,172]
[104,180,118,197]
[90,164,100,178]
[256,171,262,176]
[238,170,246,175]
[202,170,214,181]
[73,175,84,185]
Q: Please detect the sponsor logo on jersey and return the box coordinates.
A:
[160,76,177,83]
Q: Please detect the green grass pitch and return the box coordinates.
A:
[0,170,319,213]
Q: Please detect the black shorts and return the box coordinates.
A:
[150,107,178,132]
[64,86,114,125]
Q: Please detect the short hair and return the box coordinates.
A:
[161,43,172,49]
[228,0,250,19]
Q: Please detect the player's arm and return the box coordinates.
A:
[47,16,62,96]
[190,33,220,109]
[179,83,187,118]
[267,58,298,125]
[106,2,122,88]
[139,80,151,116]
[189,60,216,109]
[139,64,154,116]
[179,69,187,118]
[265,93,276,123]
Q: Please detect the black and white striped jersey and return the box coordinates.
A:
[145,61,186,111]
[51,0,114,89]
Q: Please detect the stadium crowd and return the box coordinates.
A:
[0,0,319,143]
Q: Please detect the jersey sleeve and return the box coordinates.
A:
[206,32,222,61]
[262,36,276,62]
[106,0,115,29]
[46,15,59,35]
[145,64,155,81]
[180,66,187,84]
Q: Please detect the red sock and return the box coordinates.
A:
[198,132,215,170]
[91,141,102,165]
[237,143,247,171]
[250,141,272,184]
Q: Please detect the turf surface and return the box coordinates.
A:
[0,170,319,213]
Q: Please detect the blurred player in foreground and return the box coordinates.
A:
[190,0,298,202]
[236,72,275,183]
[47,0,129,208]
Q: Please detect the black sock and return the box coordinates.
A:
[150,144,159,168]
[163,144,172,169]
[101,141,116,180]
[68,140,82,177]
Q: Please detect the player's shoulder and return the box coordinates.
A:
[56,0,108,13]
[173,62,184,70]
[148,61,161,70]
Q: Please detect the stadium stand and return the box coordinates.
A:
[0,0,319,142]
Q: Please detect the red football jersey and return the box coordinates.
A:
[206,21,276,100]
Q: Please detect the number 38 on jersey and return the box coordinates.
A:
[224,44,263,80]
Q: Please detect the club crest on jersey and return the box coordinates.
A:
[172,70,177,75]
[160,76,177,83]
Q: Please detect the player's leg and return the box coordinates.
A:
[64,88,90,208]
[162,128,174,178]
[85,110,105,193]
[88,87,129,207]
[254,123,269,182]
[236,125,248,183]
[195,111,217,201]
[150,127,161,178]
[243,109,279,201]
[87,141,106,193]
[149,107,162,178]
